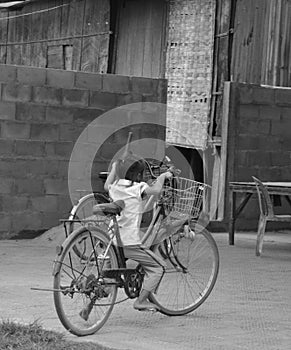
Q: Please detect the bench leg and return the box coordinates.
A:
[228,190,236,245]
[256,215,267,257]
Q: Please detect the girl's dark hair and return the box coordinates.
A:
[116,154,146,183]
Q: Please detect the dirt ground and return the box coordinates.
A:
[0,228,291,350]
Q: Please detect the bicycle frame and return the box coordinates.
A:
[57,164,192,301]
[100,191,188,276]
[94,192,165,268]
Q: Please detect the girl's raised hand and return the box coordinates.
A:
[164,171,173,179]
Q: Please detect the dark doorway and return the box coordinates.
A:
[166,145,204,183]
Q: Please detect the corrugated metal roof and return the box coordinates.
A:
[0,0,31,9]
[0,0,24,2]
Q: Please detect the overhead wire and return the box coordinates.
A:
[0,2,70,21]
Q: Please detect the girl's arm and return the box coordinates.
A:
[144,171,172,196]
[104,162,118,192]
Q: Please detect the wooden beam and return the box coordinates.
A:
[209,0,234,138]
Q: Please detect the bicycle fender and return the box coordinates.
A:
[52,226,113,276]
[70,193,97,217]
[52,259,62,276]
[52,244,65,276]
[51,227,85,276]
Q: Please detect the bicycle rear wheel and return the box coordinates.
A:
[69,193,110,233]
[53,226,118,336]
[150,224,219,316]
[68,193,110,258]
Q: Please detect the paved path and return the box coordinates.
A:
[0,228,291,350]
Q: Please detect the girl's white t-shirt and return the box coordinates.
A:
[108,179,149,246]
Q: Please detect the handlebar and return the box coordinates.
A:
[167,165,181,177]
[99,171,109,180]
[98,157,181,181]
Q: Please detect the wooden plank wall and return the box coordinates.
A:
[113,0,167,78]
[0,0,110,73]
[231,0,291,87]
[0,6,8,63]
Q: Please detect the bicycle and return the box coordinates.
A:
[52,161,219,336]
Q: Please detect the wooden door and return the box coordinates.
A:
[111,0,167,78]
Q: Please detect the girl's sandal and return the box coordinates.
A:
[133,303,159,312]
[136,307,158,312]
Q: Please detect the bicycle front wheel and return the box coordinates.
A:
[53,226,118,336]
[150,224,219,316]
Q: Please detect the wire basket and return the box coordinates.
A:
[162,177,210,220]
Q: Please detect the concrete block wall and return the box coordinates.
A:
[235,84,291,181]
[0,64,167,238]
[228,82,291,229]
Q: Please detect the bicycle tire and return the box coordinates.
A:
[68,193,109,233]
[149,223,219,316]
[68,193,110,257]
[53,226,119,336]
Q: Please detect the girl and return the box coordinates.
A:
[105,155,172,311]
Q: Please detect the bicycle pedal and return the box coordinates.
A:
[79,301,93,321]
[79,309,89,321]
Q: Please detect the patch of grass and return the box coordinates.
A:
[0,320,111,350]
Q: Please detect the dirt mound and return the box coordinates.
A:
[32,225,66,245]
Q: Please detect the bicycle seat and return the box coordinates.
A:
[93,200,125,216]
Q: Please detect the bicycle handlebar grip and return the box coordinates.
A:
[99,171,109,180]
